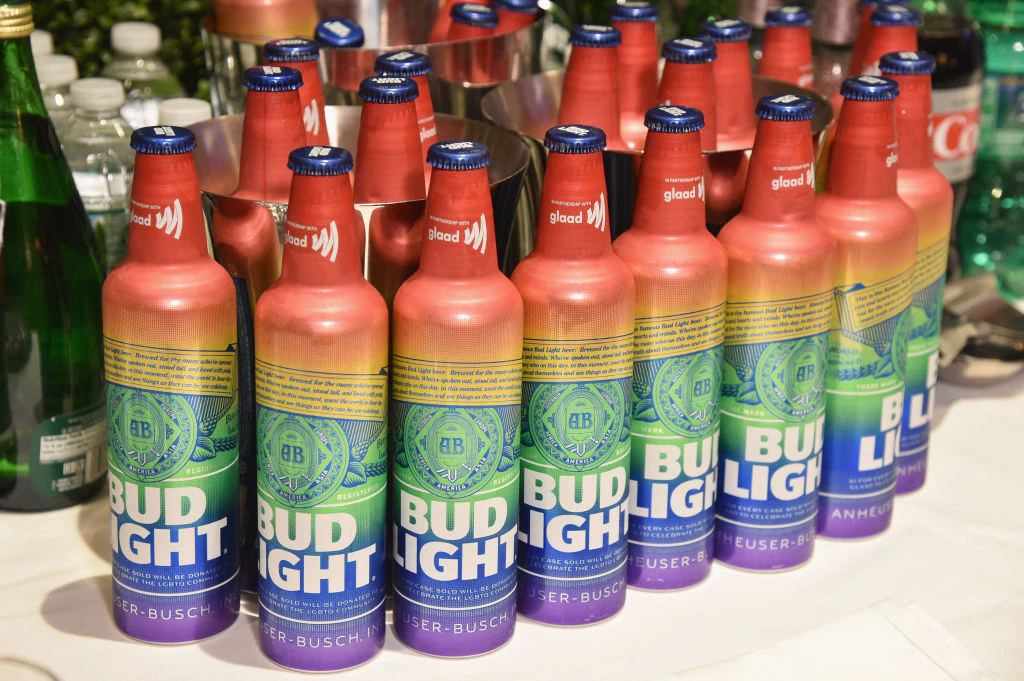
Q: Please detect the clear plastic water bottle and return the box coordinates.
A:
[34,54,78,135]
[64,78,134,273]
[30,29,52,56]
[101,21,185,129]
[157,97,213,128]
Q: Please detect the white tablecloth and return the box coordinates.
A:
[2,374,1022,681]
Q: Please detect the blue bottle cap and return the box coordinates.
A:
[858,0,909,8]
[878,50,936,76]
[662,37,716,63]
[764,6,814,28]
[315,18,365,48]
[242,65,303,92]
[840,74,900,101]
[427,140,491,170]
[287,146,354,176]
[263,38,319,63]
[699,18,752,42]
[491,0,540,14]
[131,125,198,155]
[359,75,419,104]
[375,50,432,77]
[644,105,705,134]
[755,93,816,121]
[569,24,622,47]
[870,5,921,26]
[544,124,607,154]
[450,3,499,28]
[610,1,659,23]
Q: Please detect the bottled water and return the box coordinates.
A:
[30,29,51,56]
[101,21,184,129]
[34,54,77,135]
[157,97,212,128]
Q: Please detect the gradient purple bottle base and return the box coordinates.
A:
[259,604,384,671]
[897,450,928,494]
[113,578,239,644]
[393,593,516,657]
[817,494,894,539]
[627,533,714,590]
[517,570,627,626]
[714,520,816,571]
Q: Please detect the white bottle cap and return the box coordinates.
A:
[35,54,79,88]
[31,30,53,56]
[70,78,127,112]
[158,98,213,127]
[110,21,161,55]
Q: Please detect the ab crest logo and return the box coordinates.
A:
[525,380,628,470]
[753,338,828,422]
[651,348,723,437]
[108,385,198,483]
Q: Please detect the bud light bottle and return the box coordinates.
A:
[255,147,389,671]
[558,25,626,149]
[861,5,920,75]
[879,52,953,494]
[105,126,239,642]
[614,106,727,590]
[447,3,499,84]
[658,38,718,152]
[716,94,836,571]
[391,141,523,656]
[611,1,660,150]
[316,19,366,94]
[512,125,634,624]
[493,0,540,34]
[850,0,910,77]
[815,76,918,537]
[375,51,438,164]
[264,38,330,147]
[759,6,815,89]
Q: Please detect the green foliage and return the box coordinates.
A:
[33,0,212,97]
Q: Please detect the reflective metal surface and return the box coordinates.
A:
[939,273,1024,385]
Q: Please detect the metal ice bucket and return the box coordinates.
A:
[191,105,533,274]
[939,273,1024,385]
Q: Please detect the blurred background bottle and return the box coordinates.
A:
[158,97,213,128]
[29,28,50,57]
[101,21,184,129]
[34,53,77,137]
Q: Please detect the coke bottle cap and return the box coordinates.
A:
[544,124,607,154]
[427,140,492,170]
[878,50,936,76]
[644,105,705,134]
[315,18,365,48]
[264,38,319,63]
[131,126,198,155]
[610,1,659,23]
[858,0,909,8]
[840,74,900,101]
[699,18,752,43]
[243,65,302,92]
[450,3,499,29]
[764,6,813,28]
[569,24,622,47]
[662,37,716,63]
[755,93,816,121]
[359,76,419,104]
[375,51,432,77]
[869,5,921,26]
[492,0,540,14]
[287,146,354,176]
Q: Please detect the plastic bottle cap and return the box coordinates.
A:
[544,124,607,154]
[30,29,52,56]
[662,37,716,63]
[131,125,198,155]
[699,18,752,42]
[644,105,705,134]
[841,74,900,101]
[569,24,622,47]
[755,93,816,121]
[764,6,814,28]
[158,98,213,127]
[70,77,126,111]
[427,140,491,170]
[264,38,319,63]
[242,65,303,92]
[315,18,365,48]
[858,0,909,8]
[287,146,354,176]
[870,5,921,26]
[450,3,499,29]
[35,54,78,88]
[110,21,162,56]
[610,1,659,23]
[491,0,540,14]
[359,76,419,104]
[879,50,936,76]
[374,51,432,77]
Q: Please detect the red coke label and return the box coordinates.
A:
[930,84,983,183]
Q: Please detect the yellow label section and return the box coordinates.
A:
[391,356,522,406]
[104,337,236,397]
[634,304,725,361]
[725,292,833,345]
[522,333,634,382]
[912,239,949,293]
[835,268,913,332]
[255,359,387,420]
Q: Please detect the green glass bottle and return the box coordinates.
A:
[0,2,106,511]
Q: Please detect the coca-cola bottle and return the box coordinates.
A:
[759,6,815,88]
[264,38,330,147]
[658,37,718,152]
[611,1,661,150]
[558,24,626,149]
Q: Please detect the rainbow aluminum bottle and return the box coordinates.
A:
[610,1,660,150]
[849,0,910,77]
[512,125,635,625]
[264,38,330,147]
[103,126,240,643]
[255,147,389,671]
[879,52,953,495]
[715,95,836,572]
[558,25,627,150]
[374,51,438,167]
[759,7,815,89]
[613,107,727,590]
[815,76,918,538]
[861,5,920,76]
[390,141,523,657]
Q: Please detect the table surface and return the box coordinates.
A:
[2,374,1022,681]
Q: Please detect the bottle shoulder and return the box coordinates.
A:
[613,229,728,272]
[393,272,524,320]
[256,279,389,332]
[103,257,237,309]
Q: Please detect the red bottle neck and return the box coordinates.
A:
[534,151,612,259]
[658,61,717,152]
[741,118,817,223]
[863,26,918,74]
[631,129,707,235]
[127,152,210,264]
[417,167,499,279]
[760,26,813,87]
[353,100,426,204]
[849,5,876,75]
[712,40,755,148]
[235,89,307,203]
[267,59,329,146]
[279,173,363,286]
[827,99,899,199]
[559,45,624,147]
[891,72,934,170]
[447,21,493,41]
